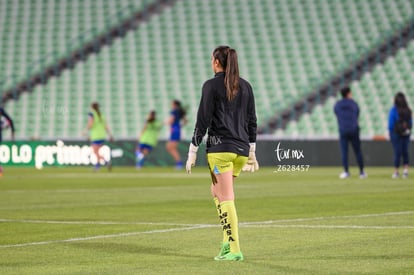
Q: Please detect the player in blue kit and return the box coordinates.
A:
[166,99,187,169]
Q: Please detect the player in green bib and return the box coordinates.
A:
[136,110,162,168]
[87,102,113,170]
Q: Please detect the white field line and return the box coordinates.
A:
[2,210,413,226]
[2,223,413,249]
[241,224,414,229]
[0,225,215,249]
[241,210,414,225]
[1,211,414,249]
[0,219,203,227]
[5,173,209,179]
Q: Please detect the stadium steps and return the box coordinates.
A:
[282,40,414,139]
[263,15,414,135]
[0,0,161,103]
[0,0,169,139]
[2,0,414,139]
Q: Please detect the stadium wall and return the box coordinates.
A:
[1,139,411,168]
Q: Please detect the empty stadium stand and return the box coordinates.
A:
[0,0,413,139]
[283,40,414,139]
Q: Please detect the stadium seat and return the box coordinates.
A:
[1,0,413,139]
[285,40,414,138]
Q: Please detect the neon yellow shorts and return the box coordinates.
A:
[207,153,248,179]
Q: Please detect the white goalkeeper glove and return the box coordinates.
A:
[242,143,259,172]
[186,143,199,174]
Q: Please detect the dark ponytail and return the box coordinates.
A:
[173,100,186,119]
[91,102,101,120]
[224,48,239,101]
[213,46,240,101]
[395,92,412,119]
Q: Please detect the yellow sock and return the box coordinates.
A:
[213,197,228,244]
[213,197,220,210]
[219,200,241,253]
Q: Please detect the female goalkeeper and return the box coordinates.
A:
[186,46,258,261]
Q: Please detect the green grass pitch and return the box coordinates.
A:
[0,166,413,274]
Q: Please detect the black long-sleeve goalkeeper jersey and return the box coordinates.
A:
[191,72,257,157]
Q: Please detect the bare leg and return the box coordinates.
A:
[166,141,180,161]
[166,141,182,168]
[142,148,150,157]
[136,147,151,168]
[92,144,104,170]
[212,171,235,202]
[92,144,104,163]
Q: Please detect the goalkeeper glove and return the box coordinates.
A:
[242,143,259,172]
[186,143,199,174]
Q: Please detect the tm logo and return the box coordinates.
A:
[275,142,305,162]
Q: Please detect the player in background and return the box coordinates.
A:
[166,99,187,169]
[334,87,367,179]
[388,92,412,178]
[186,46,258,261]
[0,107,15,176]
[136,110,162,169]
[87,102,113,171]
